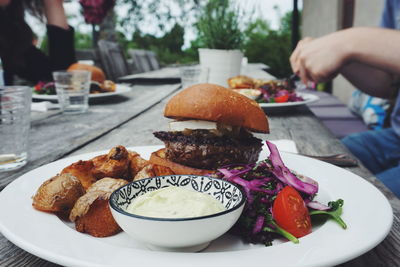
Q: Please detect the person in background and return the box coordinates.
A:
[290,0,400,198]
[0,0,76,85]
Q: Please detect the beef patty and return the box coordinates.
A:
[153,130,263,170]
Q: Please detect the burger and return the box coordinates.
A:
[68,63,106,84]
[67,63,115,93]
[150,83,269,175]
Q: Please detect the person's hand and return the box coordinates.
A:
[43,0,68,29]
[290,31,352,84]
[290,37,314,85]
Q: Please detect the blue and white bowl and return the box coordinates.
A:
[109,175,245,252]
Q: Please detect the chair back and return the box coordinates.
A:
[97,40,130,81]
[147,51,161,70]
[127,49,160,73]
[75,49,102,68]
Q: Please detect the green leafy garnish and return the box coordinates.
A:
[263,214,299,244]
[309,199,347,229]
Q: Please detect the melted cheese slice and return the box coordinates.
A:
[168,120,218,131]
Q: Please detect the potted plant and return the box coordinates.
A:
[197,0,243,87]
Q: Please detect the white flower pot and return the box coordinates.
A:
[198,48,243,87]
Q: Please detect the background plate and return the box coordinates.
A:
[32,84,131,101]
[258,92,319,108]
[0,145,393,267]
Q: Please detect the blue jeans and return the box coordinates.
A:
[342,128,400,198]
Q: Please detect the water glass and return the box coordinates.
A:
[0,86,31,172]
[179,66,209,89]
[53,70,91,114]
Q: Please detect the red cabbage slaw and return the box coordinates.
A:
[213,140,329,245]
[258,88,304,103]
[257,80,304,103]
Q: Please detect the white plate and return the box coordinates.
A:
[0,145,393,267]
[32,84,131,101]
[258,92,319,108]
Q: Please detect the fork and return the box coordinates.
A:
[300,153,358,167]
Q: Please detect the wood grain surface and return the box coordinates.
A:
[0,69,399,266]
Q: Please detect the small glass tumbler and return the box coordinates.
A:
[0,86,31,172]
[53,70,91,114]
[179,66,209,89]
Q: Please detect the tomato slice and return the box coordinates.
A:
[272,186,312,238]
[274,95,289,103]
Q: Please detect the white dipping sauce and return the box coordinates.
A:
[127,186,225,218]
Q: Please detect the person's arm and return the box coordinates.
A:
[42,0,76,71]
[347,27,400,74]
[3,0,74,84]
[43,0,68,29]
[290,27,400,98]
[340,62,396,98]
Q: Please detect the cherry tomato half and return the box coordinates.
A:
[274,95,290,103]
[272,186,312,238]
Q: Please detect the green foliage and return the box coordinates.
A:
[115,10,297,70]
[118,0,206,34]
[40,36,48,55]
[162,24,185,53]
[242,14,293,79]
[120,23,196,65]
[196,0,242,50]
[69,3,297,73]
[74,31,93,49]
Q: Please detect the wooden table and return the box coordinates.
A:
[0,67,399,266]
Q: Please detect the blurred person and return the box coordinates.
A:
[290,0,400,198]
[0,0,76,85]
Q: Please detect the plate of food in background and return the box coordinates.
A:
[32,63,131,101]
[228,75,319,108]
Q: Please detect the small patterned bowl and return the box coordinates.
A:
[109,175,245,252]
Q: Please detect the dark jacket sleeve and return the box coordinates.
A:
[5,25,76,85]
[47,25,76,71]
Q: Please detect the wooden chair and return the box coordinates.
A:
[75,49,103,68]
[97,40,130,81]
[147,51,161,70]
[126,50,145,74]
[127,49,161,73]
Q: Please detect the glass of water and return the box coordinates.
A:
[53,70,91,114]
[179,66,209,89]
[0,86,31,172]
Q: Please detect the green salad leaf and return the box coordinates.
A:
[309,199,347,229]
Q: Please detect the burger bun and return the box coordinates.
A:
[164,83,269,133]
[68,63,106,84]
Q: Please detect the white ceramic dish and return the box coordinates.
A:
[110,175,245,252]
[0,145,393,267]
[258,92,319,108]
[32,84,131,101]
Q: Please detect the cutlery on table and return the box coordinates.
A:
[300,153,358,167]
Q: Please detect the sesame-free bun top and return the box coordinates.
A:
[68,63,106,84]
[164,83,269,133]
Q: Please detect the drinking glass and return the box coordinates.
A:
[0,86,31,172]
[53,70,91,114]
[179,66,209,89]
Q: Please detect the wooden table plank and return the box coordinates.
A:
[118,63,274,85]
[118,67,181,84]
